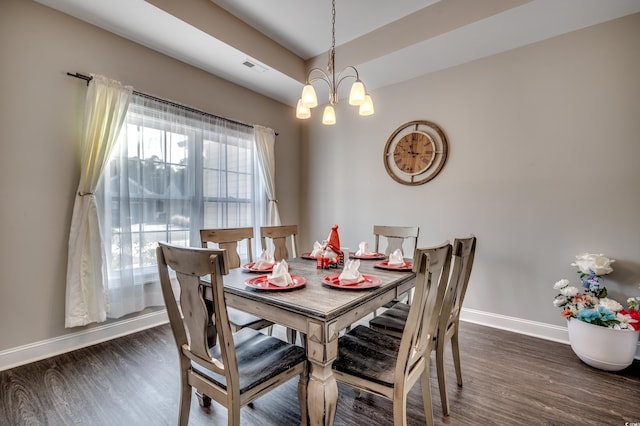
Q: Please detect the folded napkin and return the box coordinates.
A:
[253,249,275,270]
[338,259,364,284]
[267,260,293,287]
[388,249,406,266]
[355,241,372,256]
[310,241,324,257]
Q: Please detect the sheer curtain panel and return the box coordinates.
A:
[98,95,263,318]
[65,75,132,327]
[254,125,281,226]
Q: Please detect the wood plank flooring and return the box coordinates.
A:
[1,319,639,425]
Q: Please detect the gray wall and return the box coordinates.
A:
[0,0,301,352]
[300,12,640,330]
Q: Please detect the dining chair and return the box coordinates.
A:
[260,224,299,261]
[373,225,420,257]
[200,228,274,335]
[373,225,420,313]
[260,224,301,344]
[369,235,477,416]
[332,241,452,426]
[156,242,308,426]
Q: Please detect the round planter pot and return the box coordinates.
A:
[567,317,640,371]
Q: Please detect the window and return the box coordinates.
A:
[97,94,265,318]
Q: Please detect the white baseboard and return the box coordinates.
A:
[2,307,637,372]
[0,310,168,372]
[460,307,640,359]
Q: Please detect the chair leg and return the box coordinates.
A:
[436,337,450,416]
[392,391,408,426]
[286,327,297,345]
[195,391,211,408]
[406,288,414,305]
[228,403,240,426]
[300,332,307,349]
[451,327,463,386]
[178,381,193,426]
[298,366,309,426]
[420,364,434,426]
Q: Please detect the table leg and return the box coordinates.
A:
[306,320,339,426]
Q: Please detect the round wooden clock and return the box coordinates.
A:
[383,120,448,185]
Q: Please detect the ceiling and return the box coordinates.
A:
[35,0,640,107]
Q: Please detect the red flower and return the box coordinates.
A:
[619,309,640,331]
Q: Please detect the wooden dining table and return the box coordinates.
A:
[210,256,416,426]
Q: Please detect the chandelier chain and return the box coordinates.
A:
[328,0,336,79]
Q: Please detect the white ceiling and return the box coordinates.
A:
[35,0,640,107]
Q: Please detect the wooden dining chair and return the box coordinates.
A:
[156,242,308,426]
[332,241,452,426]
[434,235,476,415]
[260,225,299,261]
[373,225,420,257]
[200,228,274,335]
[260,224,301,344]
[369,235,477,416]
[373,225,420,314]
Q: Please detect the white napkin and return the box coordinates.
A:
[267,260,293,287]
[338,259,364,284]
[355,241,371,256]
[388,249,405,266]
[253,249,275,270]
[310,241,323,257]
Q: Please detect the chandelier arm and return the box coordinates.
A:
[335,67,360,92]
[306,68,332,87]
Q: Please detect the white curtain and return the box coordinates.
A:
[99,94,261,318]
[65,75,132,327]
[254,125,281,226]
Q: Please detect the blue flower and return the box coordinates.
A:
[581,270,600,292]
[576,305,616,323]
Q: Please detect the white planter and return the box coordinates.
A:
[567,317,640,371]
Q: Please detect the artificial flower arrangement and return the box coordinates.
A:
[552,253,640,331]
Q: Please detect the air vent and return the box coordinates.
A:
[242,59,267,73]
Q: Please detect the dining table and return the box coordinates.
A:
[206,255,416,426]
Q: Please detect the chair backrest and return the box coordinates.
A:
[260,225,299,261]
[200,227,254,269]
[394,241,451,385]
[373,225,419,257]
[438,235,477,332]
[156,242,239,399]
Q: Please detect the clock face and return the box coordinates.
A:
[393,132,435,176]
[384,120,448,186]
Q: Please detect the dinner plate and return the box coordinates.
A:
[351,252,386,260]
[322,273,382,290]
[374,260,413,271]
[241,262,276,273]
[300,252,320,260]
[245,275,306,291]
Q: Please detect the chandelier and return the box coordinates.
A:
[295,0,374,125]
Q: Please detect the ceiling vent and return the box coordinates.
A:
[242,59,267,73]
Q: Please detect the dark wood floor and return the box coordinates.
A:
[1,318,639,426]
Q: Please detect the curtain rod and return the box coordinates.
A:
[66,72,273,133]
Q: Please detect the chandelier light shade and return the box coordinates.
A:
[296,0,374,125]
[301,85,318,108]
[322,105,336,125]
[359,95,374,116]
[296,99,311,119]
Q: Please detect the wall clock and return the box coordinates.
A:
[383,120,448,186]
